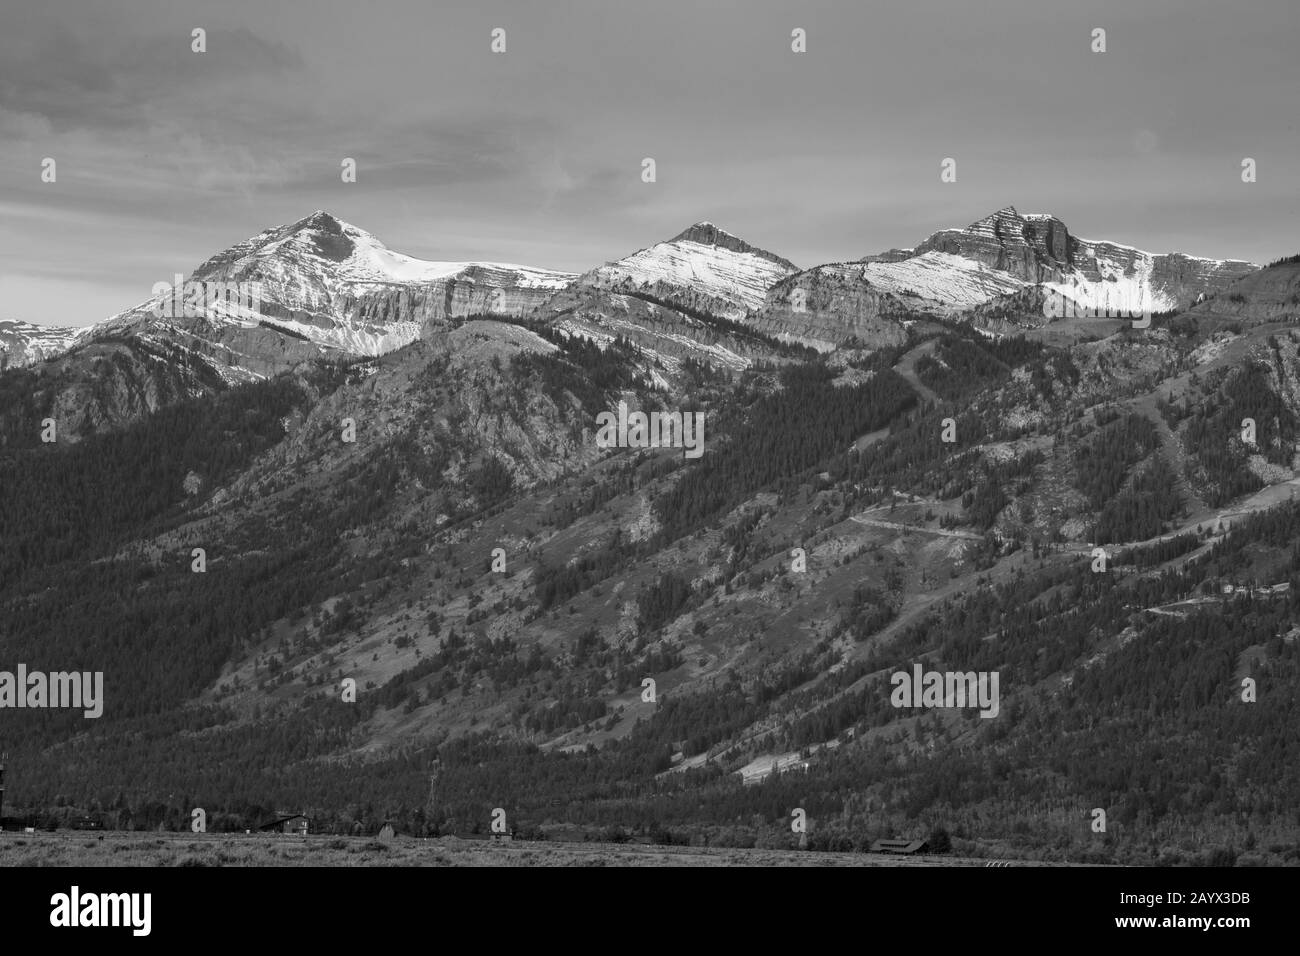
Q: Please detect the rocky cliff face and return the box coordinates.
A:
[345,263,571,332]
[914,207,1258,312]
[749,267,916,352]
[914,208,1072,281]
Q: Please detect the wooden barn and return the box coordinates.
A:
[869,838,930,855]
[259,812,310,835]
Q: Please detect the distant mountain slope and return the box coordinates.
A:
[753,207,1260,350]
[1191,258,1300,321]
[919,206,1258,314]
[752,252,1025,351]
[579,221,797,319]
[2,213,581,438]
[531,222,805,380]
[1,207,1281,441]
[0,319,89,370]
[93,211,578,373]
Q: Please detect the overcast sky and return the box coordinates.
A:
[2,0,1297,326]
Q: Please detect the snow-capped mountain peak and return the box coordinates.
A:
[198,210,575,291]
[666,221,797,271]
[85,212,579,375]
[7,207,1269,384]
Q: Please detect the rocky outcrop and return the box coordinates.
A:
[347,264,569,329]
[912,206,1258,310]
[749,268,915,352]
[533,285,785,381]
[914,208,1071,282]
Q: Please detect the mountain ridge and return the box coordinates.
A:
[1,210,1298,861]
[0,208,1285,440]
[3,206,1266,364]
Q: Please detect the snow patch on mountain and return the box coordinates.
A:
[262,223,574,292]
[587,222,797,315]
[207,211,575,306]
[913,206,1257,314]
[0,319,92,368]
[855,252,1026,309]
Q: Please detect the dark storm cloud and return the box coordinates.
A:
[0,13,303,134]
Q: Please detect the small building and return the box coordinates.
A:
[869,838,930,855]
[377,823,395,841]
[258,812,310,835]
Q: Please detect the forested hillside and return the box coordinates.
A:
[2,305,1298,866]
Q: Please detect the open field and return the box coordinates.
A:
[0,830,1092,867]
